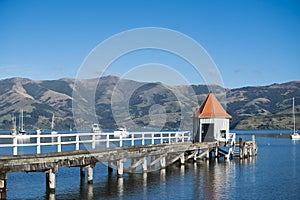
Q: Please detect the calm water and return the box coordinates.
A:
[3,131,300,199]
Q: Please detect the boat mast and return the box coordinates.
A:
[18,109,25,132]
[293,97,296,134]
[51,113,55,130]
[18,112,21,131]
[21,109,25,132]
[13,115,16,130]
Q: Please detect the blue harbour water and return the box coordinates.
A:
[2,130,300,199]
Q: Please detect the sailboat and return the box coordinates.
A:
[51,113,58,135]
[18,109,26,135]
[14,110,30,141]
[290,97,299,140]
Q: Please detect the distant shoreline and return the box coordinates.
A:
[236,133,291,138]
[0,129,296,139]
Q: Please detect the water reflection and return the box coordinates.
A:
[104,172,116,197]
[8,137,300,199]
[191,158,257,200]
[46,192,55,200]
[160,168,166,182]
[79,176,85,200]
[87,183,93,200]
[180,165,185,176]
[45,158,257,200]
[291,140,298,183]
[117,177,123,197]
[142,173,147,195]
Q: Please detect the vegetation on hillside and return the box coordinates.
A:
[0,77,299,130]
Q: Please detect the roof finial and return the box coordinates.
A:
[209,85,213,93]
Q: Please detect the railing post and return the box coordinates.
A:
[92,134,96,149]
[106,134,110,148]
[131,133,134,146]
[13,136,17,155]
[57,135,61,152]
[169,132,171,144]
[160,132,163,144]
[76,134,79,150]
[120,135,123,147]
[152,133,154,144]
[142,133,145,145]
[37,135,41,154]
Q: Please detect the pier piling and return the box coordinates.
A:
[0,173,6,200]
[87,165,93,184]
[108,162,113,173]
[80,166,85,178]
[117,160,124,178]
[239,138,243,159]
[46,169,56,193]
[160,156,166,169]
[180,153,185,164]
[142,158,147,172]
[214,146,218,158]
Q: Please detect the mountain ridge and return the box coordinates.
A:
[0,76,299,130]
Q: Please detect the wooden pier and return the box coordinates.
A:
[0,131,257,199]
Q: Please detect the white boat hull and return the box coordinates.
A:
[114,130,130,138]
[291,133,300,140]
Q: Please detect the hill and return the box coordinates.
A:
[227,81,300,129]
[0,76,299,130]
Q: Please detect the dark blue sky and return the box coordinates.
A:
[0,0,299,88]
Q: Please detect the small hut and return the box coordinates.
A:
[193,92,231,142]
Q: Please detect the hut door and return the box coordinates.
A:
[202,124,214,142]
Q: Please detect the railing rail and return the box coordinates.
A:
[0,131,191,156]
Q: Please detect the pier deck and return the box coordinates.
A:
[0,142,194,173]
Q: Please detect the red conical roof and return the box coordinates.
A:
[195,92,231,118]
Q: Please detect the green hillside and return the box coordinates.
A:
[0,77,299,131]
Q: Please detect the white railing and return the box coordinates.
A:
[0,131,191,156]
